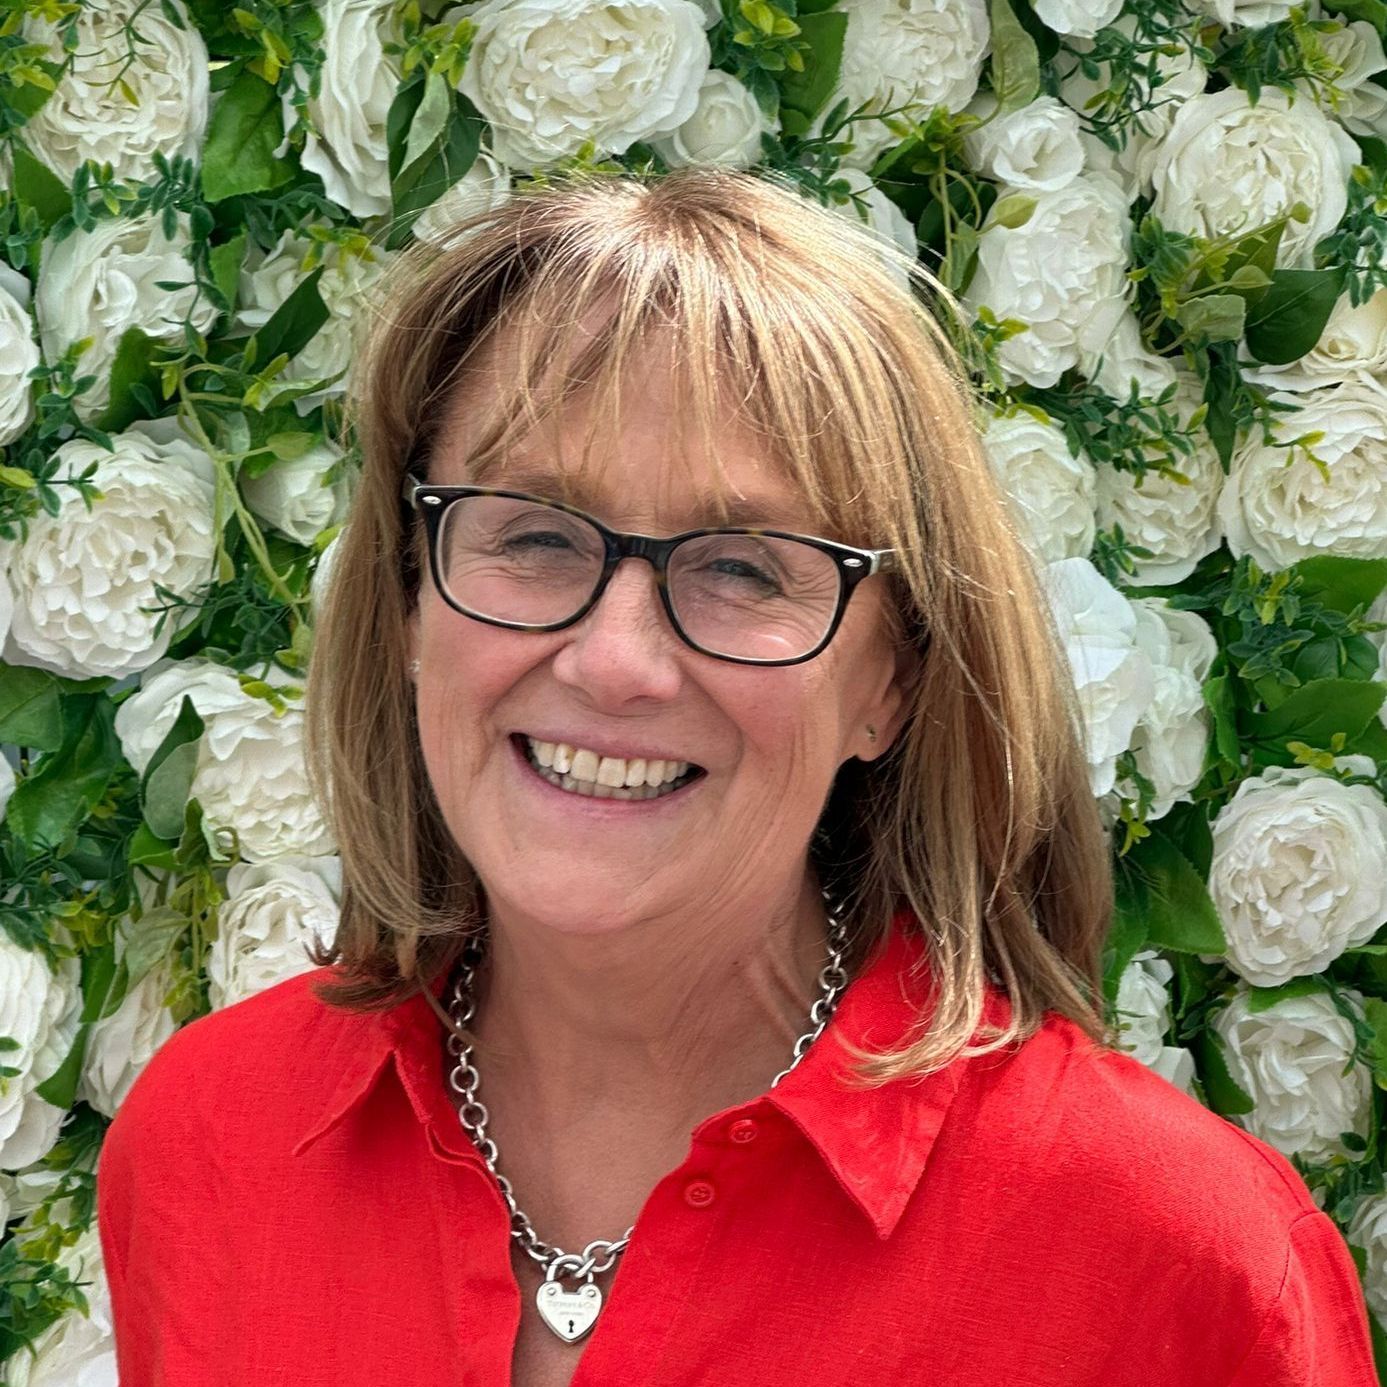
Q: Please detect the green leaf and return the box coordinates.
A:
[1101,895,1148,1005]
[208,233,247,315]
[11,144,69,231]
[1113,828,1227,956]
[0,664,63,751]
[401,72,452,181]
[1289,555,1387,615]
[33,1023,88,1108]
[1244,976,1330,1014]
[1322,0,1387,30]
[247,265,329,366]
[128,821,178,871]
[80,939,126,1023]
[1244,677,1385,746]
[200,68,295,203]
[121,906,188,989]
[777,10,847,121]
[140,695,204,841]
[1361,997,1387,1090]
[988,0,1040,113]
[1193,1025,1255,1117]
[1201,345,1240,469]
[5,697,121,852]
[1174,293,1247,343]
[95,327,160,433]
[1244,267,1346,366]
[386,73,427,184]
[387,98,483,250]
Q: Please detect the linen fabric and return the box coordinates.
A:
[97,919,1377,1384]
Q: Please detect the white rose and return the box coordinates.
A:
[1346,1194,1387,1322]
[75,958,177,1119]
[1214,984,1372,1164]
[34,213,216,420]
[829,169,919,277]
[22,0,208,184]
[1308,22,1387,139]
[1083,309,1180,404]
[0,941,80,1171]
[1114,600,1216,819]
[241,439,353,547]
[651,69,775,169]
[964,175,1130,389]
[826,0,989,169]
[294,0,402,217]
[1210,761,1387,987]
[1040,557,1155,797]
[236,232,391,413]
[1113,949,1196,1093]
[1243,288,1387,393]
[208,856,342,1009]
[414,150,512,247]
[980,409,1095,562]
[0,264,38,445]
[1150,87,1359,269]
[4,423,217,679]
[1033,0,1122,42]
[114,657,252,775]
[1093,410,1224,587]
[194,682,335,863]
[459,0,710,168]
[2,1219,116,1386]
[965,94,1085,192]
[1218,380,1387,570]
[309,528,345,618]
[1194,0,1301,27]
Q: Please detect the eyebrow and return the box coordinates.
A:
[468,461,818,533]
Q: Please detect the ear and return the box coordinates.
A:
[850,638,920,764]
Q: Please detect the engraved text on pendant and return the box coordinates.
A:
[536,1280,602,1343]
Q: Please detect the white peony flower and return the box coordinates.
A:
[22,0,208,184]
[651,69,775,169]
[829,168,919,273]
[208,856,342,1009]
[236,232,391,413]
[1113,949,1196,1092]
[1150,87,1359,270]
[1214,984,1372,1164]
[980,409,1095,562]
[1092,415,1224,587]
[1194,0,1302,28]
[241,438,353,547]
[964,174,1130,389]
[458,0,710,168]
[2,1218,116,1386]
[1346,1194,1387,1322]
[1040,557,1155,797]
[194,681,335,863]
[0,941,80,1171]
[964,94,1085,192]
[0,264,38,445]
[1210,761,1387,987]
[1082,309,1179,404]
[413,150,512,247]
[1033,0,1122,41]
[34,213,216,420]
[309,528,345,618]
[114,657,252,775]
[825,0,989,169]
[1218,379,1387,571]
[294,0,402,217]
[1113,600,1216,819]
[4,423,217,679]
[74,955,177,1120]
[1243,288,1387,393]
[1309,22,1387,139]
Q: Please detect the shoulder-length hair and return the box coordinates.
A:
[305,166,1118,1079]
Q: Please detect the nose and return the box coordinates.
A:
[549,557,685,705]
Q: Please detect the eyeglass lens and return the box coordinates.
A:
[435,495,843,662]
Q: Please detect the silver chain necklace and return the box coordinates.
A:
[445,895,851,1345]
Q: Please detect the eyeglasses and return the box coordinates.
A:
[402,476,898,666]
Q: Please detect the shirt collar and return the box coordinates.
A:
[294,915,1011,1240]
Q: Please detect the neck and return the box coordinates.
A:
[466,874,830,1136]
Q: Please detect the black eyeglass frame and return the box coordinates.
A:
[401,474,900,667]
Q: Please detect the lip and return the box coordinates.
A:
[513,730,704,769]
[508,735,705,808]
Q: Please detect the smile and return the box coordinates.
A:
[518,735,704,800]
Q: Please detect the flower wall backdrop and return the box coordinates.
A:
[0,0,1386,1376]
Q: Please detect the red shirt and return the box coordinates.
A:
[98,920,1376,1385]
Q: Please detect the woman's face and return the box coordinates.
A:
[409,357,911,939]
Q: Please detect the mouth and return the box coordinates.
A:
[515,735,705,801]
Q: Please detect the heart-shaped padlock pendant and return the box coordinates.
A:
[536,1277,602,1343]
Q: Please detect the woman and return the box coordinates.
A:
[99,168,1375,1385]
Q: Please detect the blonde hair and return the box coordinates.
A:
[305,166,1118,1079]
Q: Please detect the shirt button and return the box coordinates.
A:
[729,1118,759,1145]
[683,1180,716,1209]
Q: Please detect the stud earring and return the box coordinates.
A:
[865,725,877,743]
[409,658,421,675]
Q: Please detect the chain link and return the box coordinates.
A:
[445,894,851,1287]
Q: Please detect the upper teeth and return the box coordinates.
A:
[527,738,690,787]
